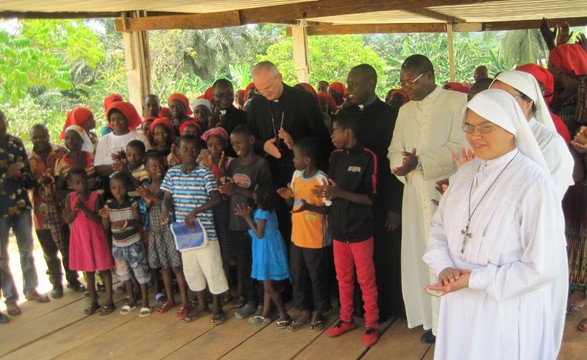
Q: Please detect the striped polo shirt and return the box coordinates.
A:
[161,165,218,241]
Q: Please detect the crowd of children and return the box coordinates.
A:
[4,73,394,349]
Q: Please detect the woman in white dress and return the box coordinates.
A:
[423,89,567,360]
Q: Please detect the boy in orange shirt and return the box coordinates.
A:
[277,137,331,332]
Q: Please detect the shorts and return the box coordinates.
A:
[112,241,152,285]
[181,240,228,295]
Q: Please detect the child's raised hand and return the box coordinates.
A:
[276,184,293,199]
[220,178,236,196]
[200,149,214,169]
[136,186,153,200]
[98,205,110,219]
[291,199,308,213]
[185,212,197,230]
[112,219,128,231]
[112,160,125,172]
[111,149,126,162]
[234,203,252,217]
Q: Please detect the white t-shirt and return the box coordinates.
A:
[94,131,145,166]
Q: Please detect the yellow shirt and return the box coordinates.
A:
[290,170,331,248]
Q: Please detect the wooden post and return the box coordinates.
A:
[291,20,310,83]
[122,11,151,115]
[447,23,456,82]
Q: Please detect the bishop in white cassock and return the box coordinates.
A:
[387,55,466,338]
[423,89,567,360]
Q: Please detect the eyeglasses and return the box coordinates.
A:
[462,123,496,134]
[400,73,425,87]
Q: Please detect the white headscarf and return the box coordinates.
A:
[463,89,548,172]
[491,70,557,133]
[191,99,212,115]
[65,125,94,153]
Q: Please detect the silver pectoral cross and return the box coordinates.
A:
[461,224,472,254]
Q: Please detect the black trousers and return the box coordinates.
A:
[36,226,78,286]
[290,243,330,314]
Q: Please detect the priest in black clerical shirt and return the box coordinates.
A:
[247,61,331,188]
[210,79,248,157]
[342,64,405,321]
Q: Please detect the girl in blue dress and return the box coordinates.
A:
[235,184,291,328]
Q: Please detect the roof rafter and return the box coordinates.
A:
[399,7,465,24]
[286,16,587,35]
[112,0,504,31]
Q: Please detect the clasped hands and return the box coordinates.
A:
[424,267,471,297]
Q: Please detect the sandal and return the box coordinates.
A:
[248,315,271,326]
[84,302,100,315]
[182,308,199,323]
[276,317,293,329]
[231,296,246,309]
[157,300,176,314]
[120,304,136,315]
[25,291,50,303]
[176,304,190,318]
[99,303,116,316]
[287,320,310,332]
[211,313,225,325]
[6,301,21,316]
[222,294,233,306]
[309,320,325,332]
[567,302,584,315]
[139,307,152,317]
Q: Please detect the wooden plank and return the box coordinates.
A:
[0,292,126,358]
[294,317,367,360]
[421,345,435,360]
[114,10,242,32]
[287,23,446,36]
[166,307,286,359]
[5,300,140,360]
[217,307,339,360]
[112,0,505,32]
[362,319,430,360]
[400,7,464,23]
[57,305,195,360]
[481,16,587,31]
[0,289,84,333]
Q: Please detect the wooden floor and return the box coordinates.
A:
[1,242,586,359]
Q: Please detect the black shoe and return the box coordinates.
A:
[51,286,64,299]
[0,312,9,324]
[420,330,436,344]
[67,281,86,293]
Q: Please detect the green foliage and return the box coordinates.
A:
[0,19,105,142]
[498,29,550,68]
[258,35,387,96]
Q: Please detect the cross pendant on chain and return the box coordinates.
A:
[461,224,472,254]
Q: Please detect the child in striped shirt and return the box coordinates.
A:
[161,134,229,324]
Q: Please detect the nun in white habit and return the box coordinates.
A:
[423,89,567,360]
[490,70,574,199]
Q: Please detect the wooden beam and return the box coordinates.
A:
[400,7,465,24]
[481,16,587,31]
[287,23,446,35]
[0,11,185,20]
[114,0,505,32]
[447,23,455,82]
[292,24,310,83]
[115,11,242,31]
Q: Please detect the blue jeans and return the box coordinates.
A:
[0,210,38,302]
